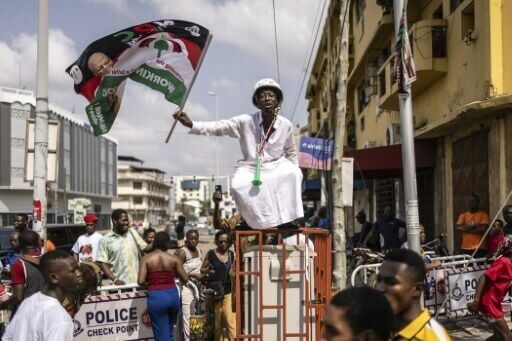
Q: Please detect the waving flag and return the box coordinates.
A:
[66,20,211,136]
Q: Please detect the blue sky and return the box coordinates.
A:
[0,0,325,176]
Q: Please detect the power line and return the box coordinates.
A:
[272,0,281,83]
[289,0,329,123]
[288,0,324,122]
[313,0,351,140]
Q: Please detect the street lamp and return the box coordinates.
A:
[207,91,219,184]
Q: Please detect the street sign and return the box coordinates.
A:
[73,291,154,340]
[68,198,92,224]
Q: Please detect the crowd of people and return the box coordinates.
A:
[323,249,451,341]
[4,198,512,340]
[0,208,240,341]
[1,75,511,340]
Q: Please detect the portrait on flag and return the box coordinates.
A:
[66,20,211,135]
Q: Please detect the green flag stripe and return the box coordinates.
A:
[130,64,187,106]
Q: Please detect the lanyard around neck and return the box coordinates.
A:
[256,113,277,157]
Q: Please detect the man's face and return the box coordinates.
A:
[376,261,420,316]
[51,257,83,290]
[383,207,393,220]
[186,232,199,249]
[10,232,20,252]
[145,232,155,244]
[14,216,27,230]
[113,213,130,235]
[468,196,479,211]
[504,207,512,225]
[86,222,96,235]
[419,226,426,244]
[256,89,279,112]
[88,52,113,76]
[322,306,356,341]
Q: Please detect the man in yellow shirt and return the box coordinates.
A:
[456,193,490,258]
[376,249,451,340]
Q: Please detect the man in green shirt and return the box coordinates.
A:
[97,209,152,284]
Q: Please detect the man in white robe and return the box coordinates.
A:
[174,78,303,229]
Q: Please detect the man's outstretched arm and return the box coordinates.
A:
[173,112,241,138]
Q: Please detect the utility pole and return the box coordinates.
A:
[393,0,421,253]
[332,0,350,291]
[33,0,49,241]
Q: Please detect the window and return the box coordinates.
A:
[356,0,366,22]
[133,182,142,189]
[432,26,447,57]
[133,197,143,204]
[360,116,365,132]
[433,5,443,19]
[461,3,475,41]
[450,0,464,13]
[379,71,386,97]
[357,82,367,114]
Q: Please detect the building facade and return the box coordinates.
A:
[306,0,512,250]
[170,175,236,223]
[113,156,170,229]
[0,86,118,229]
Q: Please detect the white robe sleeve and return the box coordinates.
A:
[189,117,241,138]
[283,125,298,164]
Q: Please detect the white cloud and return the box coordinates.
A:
[208,78,237,91]
[0,29,77,91]
[140,0,318,74]
[83,0,130,13]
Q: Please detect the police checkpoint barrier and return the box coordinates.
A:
[446,261,512,313]
[73,290,154,340]
[350,255,512,315]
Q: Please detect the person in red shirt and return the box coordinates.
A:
[0,231,44,314]
[487,219,505,256]
[468,236,512,340]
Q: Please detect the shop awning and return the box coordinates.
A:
[344,139,437,179]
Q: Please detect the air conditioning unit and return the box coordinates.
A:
[386,124,401,145]
[364,140,377,149]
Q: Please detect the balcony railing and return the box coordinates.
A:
[379,19,448,111]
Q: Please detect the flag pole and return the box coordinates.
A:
[165,34,213,143]
[393,0,421,253]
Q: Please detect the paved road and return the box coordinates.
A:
[445,316,494,340]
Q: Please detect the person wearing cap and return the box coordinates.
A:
[71,214,103,263]
[174,78,303,229]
